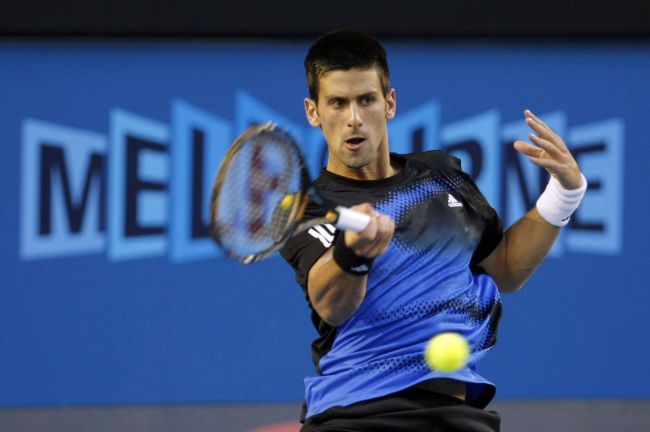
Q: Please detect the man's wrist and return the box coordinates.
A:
[332,233,374,276]
[536,173,587,227]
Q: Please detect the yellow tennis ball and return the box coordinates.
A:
[280,194,294,209]
[424,332,470,372]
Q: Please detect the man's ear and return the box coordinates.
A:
[385,89,396,120]
[304,98,321,127]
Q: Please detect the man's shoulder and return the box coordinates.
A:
[398,149,461,172]
[313,170,331,189]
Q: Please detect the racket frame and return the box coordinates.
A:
[209,122,370,264]
[210,123,311,263]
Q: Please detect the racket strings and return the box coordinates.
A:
[213,133,302,259]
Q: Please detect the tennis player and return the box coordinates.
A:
[280,30,587,432]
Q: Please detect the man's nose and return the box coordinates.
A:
[347,103,362,128]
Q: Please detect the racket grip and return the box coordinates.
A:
[334,206,372,232]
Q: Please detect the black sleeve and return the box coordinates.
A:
[448,154,504,267]
[279,201,337,291]
[471,205,504,266]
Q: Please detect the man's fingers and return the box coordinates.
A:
[524,111,566,145]
[344,203,395,257]
[528,156,563,172]
[371,215,395,255]
[523,109,584,189]
[513,140,544,158]
[352,202,375,216]
[356,216,378,243]
[515,139,575,173]
[525,117,557,141]
[525,109,551,133]
[528,134,564,158]
[525,111,571,155]
[352,214,395,257]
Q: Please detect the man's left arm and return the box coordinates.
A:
[479,109,587,293]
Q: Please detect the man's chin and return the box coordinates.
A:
[342,156,371,170]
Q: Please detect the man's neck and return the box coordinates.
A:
[328,154,399,181]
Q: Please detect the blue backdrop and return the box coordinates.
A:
[1,41,648,407]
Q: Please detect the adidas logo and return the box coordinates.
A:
[350,264,369,273]
[307,223,336,247]
[448,194,463,208]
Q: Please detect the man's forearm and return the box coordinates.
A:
[493,208,561,292]
[308,249,368,326]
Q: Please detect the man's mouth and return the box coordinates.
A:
[345,136,366,149]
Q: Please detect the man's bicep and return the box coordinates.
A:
[477,235,504,277]
[478,236,522,293]
[279,223,337,289]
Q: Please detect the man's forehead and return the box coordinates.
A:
[318,67,383,97]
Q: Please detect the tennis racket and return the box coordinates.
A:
[209,122,371,264]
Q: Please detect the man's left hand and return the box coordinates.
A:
[513,109,584,190]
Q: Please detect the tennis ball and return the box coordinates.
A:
[424,332,470,372]
[280,194,294,209]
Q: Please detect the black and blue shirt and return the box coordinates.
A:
[281,151,504,419]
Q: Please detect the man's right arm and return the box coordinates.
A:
[307,203,395,326]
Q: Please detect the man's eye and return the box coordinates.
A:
[360,96,375,105]
[330,99,345,107]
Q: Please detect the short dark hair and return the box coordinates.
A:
[305,29,390,101]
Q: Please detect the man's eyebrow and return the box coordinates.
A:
[326,91,377,99]
[357,91,378,98]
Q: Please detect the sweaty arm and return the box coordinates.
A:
[479,109,586,293]
[307,203,395,326]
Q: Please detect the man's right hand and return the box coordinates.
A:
[307,203,395,326]
[344,203,395,258]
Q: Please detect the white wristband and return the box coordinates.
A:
[536,173,588,227]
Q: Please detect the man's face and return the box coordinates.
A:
[304,66,396,179]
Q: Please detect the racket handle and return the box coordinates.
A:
[334,206,372,232]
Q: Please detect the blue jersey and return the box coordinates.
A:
[281,151,504,420]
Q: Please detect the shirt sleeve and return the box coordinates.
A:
[471,205,504,266]
[279,201,337,290]
[447,154,504,267]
